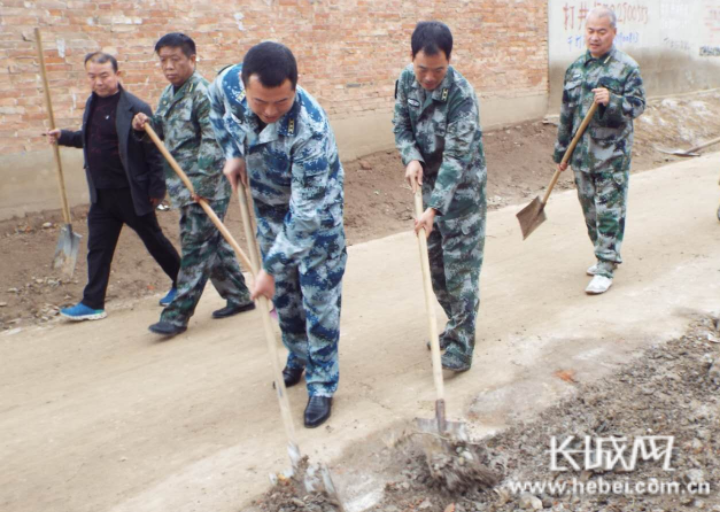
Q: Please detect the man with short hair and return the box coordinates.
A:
[554,6,645,295]
[208,42,346,428]
[132,33,254,336]
[393,21,487,373]
[48,52,180,321]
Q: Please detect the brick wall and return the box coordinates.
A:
[0,0,548,157]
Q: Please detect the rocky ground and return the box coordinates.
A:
[249,315,720,512]
[1,90,720,331]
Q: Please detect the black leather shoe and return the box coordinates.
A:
[149,321,187,337]
[282,366,304,388]
[212,302,256,319]
[304,396,332,428]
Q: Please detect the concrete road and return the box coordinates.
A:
[2,155,719,512]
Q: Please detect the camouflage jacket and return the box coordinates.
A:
[553,46,646,172]
[393,64,486,220]
[150,71,229,208]
[207,64,345,276]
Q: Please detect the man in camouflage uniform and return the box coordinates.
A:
[133,33,253,336]
[554,7,645,294]
[394,21,487,373]
[208,42,346,428]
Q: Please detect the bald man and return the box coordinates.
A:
[554,6,645,294]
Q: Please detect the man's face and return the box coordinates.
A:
[412,49,450,92]
[244,75,296,125]
[86,61,121,97]
[585,15,616,57]
[157,46,196,87]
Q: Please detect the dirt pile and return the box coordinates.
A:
[347,315,720,512]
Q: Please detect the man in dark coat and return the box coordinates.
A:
[47,52,180,321]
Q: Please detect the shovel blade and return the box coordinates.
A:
[416,416,468,457]
[654,146,700,157]
[416,416,468,440]
[52,224,82,278]
[516,197,547,239]
[304,462,345,510]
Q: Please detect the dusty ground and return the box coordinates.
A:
[2,90,720,330]
[250,315,720,512]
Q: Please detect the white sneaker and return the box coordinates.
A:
[585,275,613,294]
[586,264,598,276]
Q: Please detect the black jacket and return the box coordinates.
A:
[58,86,166,217]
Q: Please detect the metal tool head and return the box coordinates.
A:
[416,416,468,441]
[654,145,700,157]
[415,417,498,492]
[416,414,469,465]
[52,224,81,278]
[516,196,547,240]
[304,462,344,509]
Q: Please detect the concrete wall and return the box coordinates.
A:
[548,0,720,111]
[0,0,549,220]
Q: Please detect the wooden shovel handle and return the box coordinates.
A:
[35,28,71,225]
[685,136,720,155]
[414,191,445,404]
[143,124,255,273]
[145,122,301,456]
[236,182,299,454]
[542,102,599,205]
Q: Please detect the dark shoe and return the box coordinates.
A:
[212,301,256,319]
[282,366,304,388]
[441,351,472,372]
[304,396,332,428]
[149,321,187,337]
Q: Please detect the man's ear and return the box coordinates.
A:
[190,54,197,66]
[116,70,123,79]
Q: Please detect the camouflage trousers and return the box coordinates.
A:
[260,226,347,397]
[162,199,252,327]
[573,164,630,278]
[427,206,486,368]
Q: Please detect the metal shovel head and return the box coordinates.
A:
[415,416,468,458]
[52,224,82,277]
[303,462,344,509]
[516,196,547,240]
[654,145,700,157]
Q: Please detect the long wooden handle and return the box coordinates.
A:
[414,191,445,407]
[35,28,71,225]
[685,136,720,155]
[143,124,255,273]
[542,102,599,205]
[145,122,300,460]
[237,183,299,456]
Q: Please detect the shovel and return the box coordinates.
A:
[35,28,81,276]
[517,102,599,239]
[412,189,468,443]
[412,191,499,491]
[655,135,720,157]
[143,124,344,508]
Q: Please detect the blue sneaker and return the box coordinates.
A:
[60,303,107,321]
[159,287,177,307]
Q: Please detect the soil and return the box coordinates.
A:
[250,315,720,512]
[2,90,720,330]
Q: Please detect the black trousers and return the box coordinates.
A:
[82,188,180,309]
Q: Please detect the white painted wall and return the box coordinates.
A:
[548,0,720,110]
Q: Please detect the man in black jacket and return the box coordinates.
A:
[47,52,180,321]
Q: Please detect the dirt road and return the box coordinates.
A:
[2,155,719,512]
